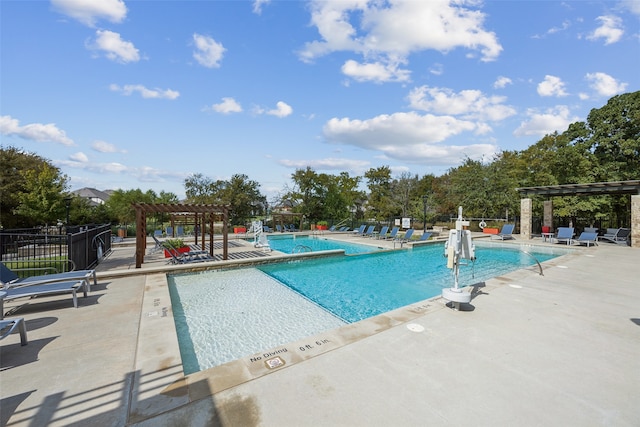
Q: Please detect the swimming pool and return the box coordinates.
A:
[258,234,379,254]
[169,241,570,373]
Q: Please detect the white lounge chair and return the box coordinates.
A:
[0,281,84,319]
[1,262,95,294]
[1,317,28,345]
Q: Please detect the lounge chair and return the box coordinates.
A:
[166,246,214,264]
[395,228,414,244]
[490,224,515,240]
[352,225,366,236]
[0,280,84,319]
[598,228,630,245]
[384,227,400,240]
[555,227,574,245]
[1,262,95,294]
[151,234,166,252]
[362,225,376,238]
[276,225,283,232]
[416,232,432,242]
[376,226,389,239]
[1,317,28,345]
[572,232,598,247]
[263,226,274,233]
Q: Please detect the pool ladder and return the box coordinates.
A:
[292,245,313,254]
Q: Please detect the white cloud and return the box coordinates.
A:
[429,63,444,76]
[408,86,516,122]
[88,30,140,63]
[267,101,293,118]
[0,115,74,146]
[514,105,580,137]
[322,111,497,165]
[493,76,512,89]
[621,0,640,16]
[92,140,126,153]
[587,15,624,45]
[299,0,502,76]
[55,159,188,183]
[70,152,89,162]
[252,0,270,15]
[209,97,243,114]
[537,75,568,97]
[341,59,411,83]
[110,84,180,99]
[193,34,226,68]
[585,72,628,97]
[51,0,127,27]
[278,157,370,174]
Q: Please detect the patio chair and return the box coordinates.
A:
[0,317,28,345]
[352,225,366,236]
[362,225,376,238]
[555,227,574,245]
[572,232,598,247]
[376,226,389,239]
[395,228,415,244]
[490,224,515,240]
[598,228,630,245]
[416,232,432,242]
[384,227,400,240]
[1,262,95,294]
[0,280,84,319]
[165,246,214,264]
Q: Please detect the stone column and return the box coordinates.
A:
[543,200,553,230]
[631,194,639,248]
[521,198,532,239]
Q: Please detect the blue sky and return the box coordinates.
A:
[1,0,638,200]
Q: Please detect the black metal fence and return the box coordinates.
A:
[0,224,112,278]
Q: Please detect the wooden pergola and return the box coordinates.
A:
[133,203,230,268]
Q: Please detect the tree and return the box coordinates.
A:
[1,147,69,228]
[11,157,69,227]
[364,166,393,222]
[587,91,640,182]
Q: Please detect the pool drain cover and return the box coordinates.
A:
[406,323,425,333]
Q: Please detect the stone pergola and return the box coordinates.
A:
[133,203,230,268]
[516,180,640,248]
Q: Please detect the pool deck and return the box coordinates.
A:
[1,232,639,426]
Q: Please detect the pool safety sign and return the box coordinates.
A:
[401,217,411,229]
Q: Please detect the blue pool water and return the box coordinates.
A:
[260,234,379,254]
[169,241,570,373]
[259,242,562,323]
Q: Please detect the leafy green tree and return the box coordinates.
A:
[587,91,640,182]
[1,147,68,228]
[364,166,393,222]
[286,167,324,223]
[12,161,69,227]
[105,189,156,227]
[184,173,220,203]
[184,173,264,226]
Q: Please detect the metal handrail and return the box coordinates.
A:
[521,250,544,276]
[292,245,312,254]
